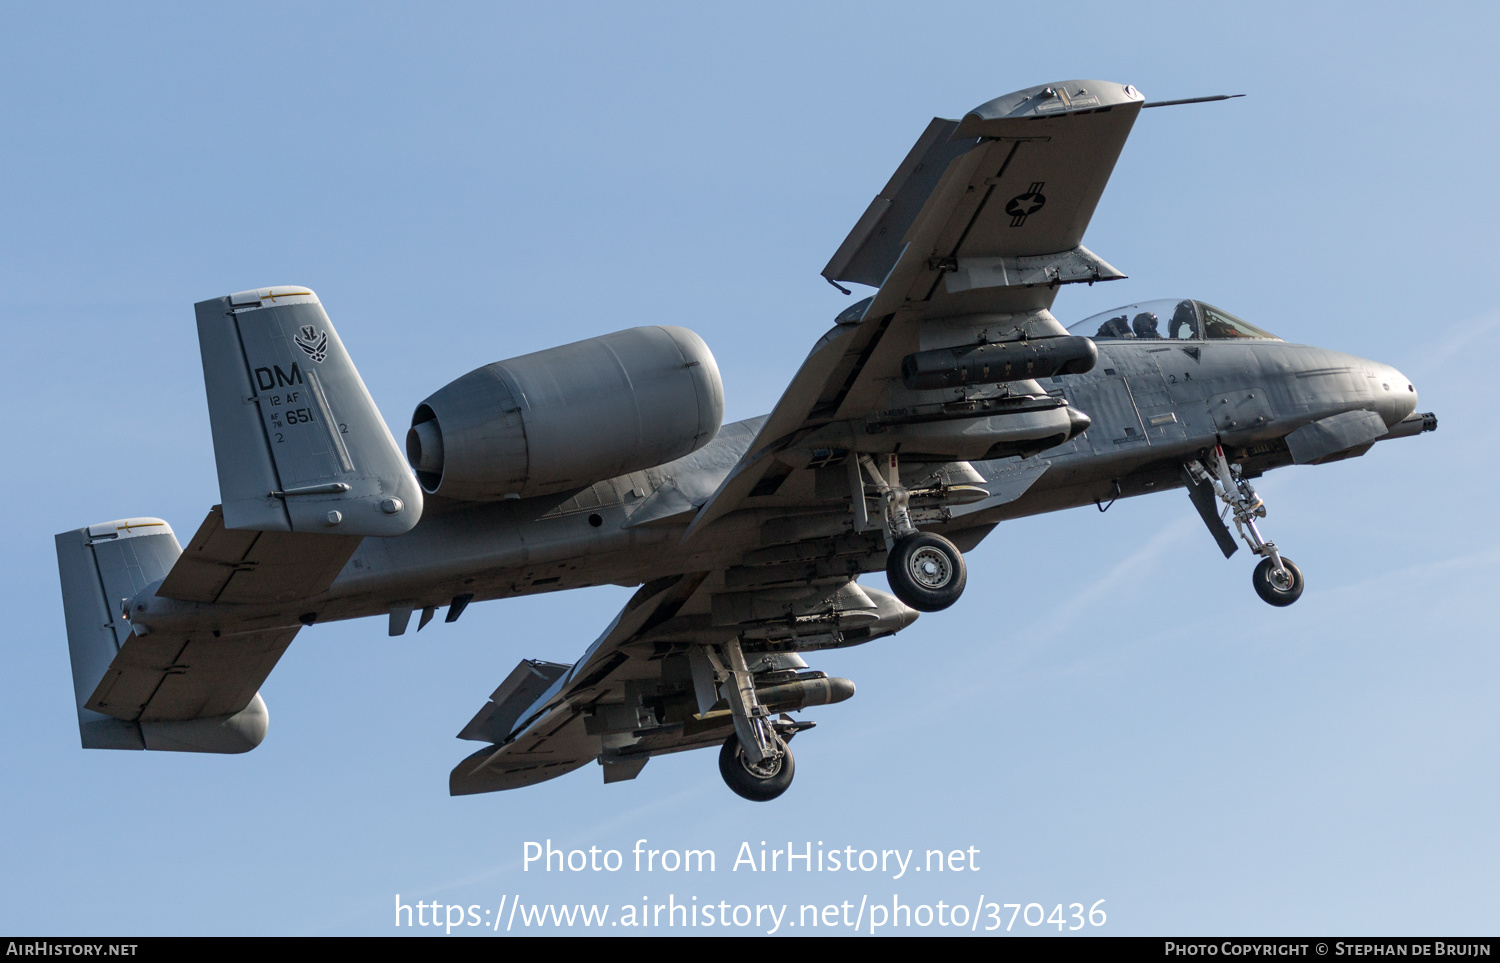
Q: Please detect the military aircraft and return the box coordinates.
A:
[55,80,1436,802]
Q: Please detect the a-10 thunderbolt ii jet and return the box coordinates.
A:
[56,80,1436,802]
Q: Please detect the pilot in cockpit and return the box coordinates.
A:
[1095,314,1133,338]
[1131,311,1161,339]
[1169,300,1201,340]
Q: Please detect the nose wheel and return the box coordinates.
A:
[1188,445,1306,607]
[1252,557,1303,606]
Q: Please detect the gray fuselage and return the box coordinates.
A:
[300,336,1417,627]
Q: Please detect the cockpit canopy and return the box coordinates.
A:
[1067,299,1281,342]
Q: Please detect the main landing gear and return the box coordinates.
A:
[886,532,967,612]
[1187,445,1304,606]
[853,453,970,612]
[700,640,810,801]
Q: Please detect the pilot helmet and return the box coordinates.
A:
[1132,312,1160,338]
[1170,300,1199,339]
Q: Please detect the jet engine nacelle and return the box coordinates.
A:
[408,326,724,501]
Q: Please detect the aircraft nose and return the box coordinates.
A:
[1371,362,1418,428]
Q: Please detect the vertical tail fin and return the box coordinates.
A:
[197,286,422,535]
[55,518,268,753]
[56,518,179,749]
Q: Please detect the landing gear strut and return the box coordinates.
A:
[1188,445,1304,606]
[701,640,800,801]
[854,454,969,612]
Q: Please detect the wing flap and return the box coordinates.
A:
[457,659,573,743]
[683,325,864,539]
[447,571,904,796]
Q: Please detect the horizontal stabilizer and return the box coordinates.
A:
[156,505,360,604]
[196,286,421,536]
[87,620,297,729]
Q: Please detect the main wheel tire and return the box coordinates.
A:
[718,732,794,802]
[1252,557,1304,606]
[885,532,967,612]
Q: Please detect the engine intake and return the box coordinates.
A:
[408,326,724,501]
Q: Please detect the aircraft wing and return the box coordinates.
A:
[450,572,713,793]
[449,570,902,794]
[684,81,1142,539]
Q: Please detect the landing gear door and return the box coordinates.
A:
[1181,465,1238,558]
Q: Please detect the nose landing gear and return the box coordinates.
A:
[1188,445,1304,606]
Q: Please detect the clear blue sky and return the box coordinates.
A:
[2,0,1495,936]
